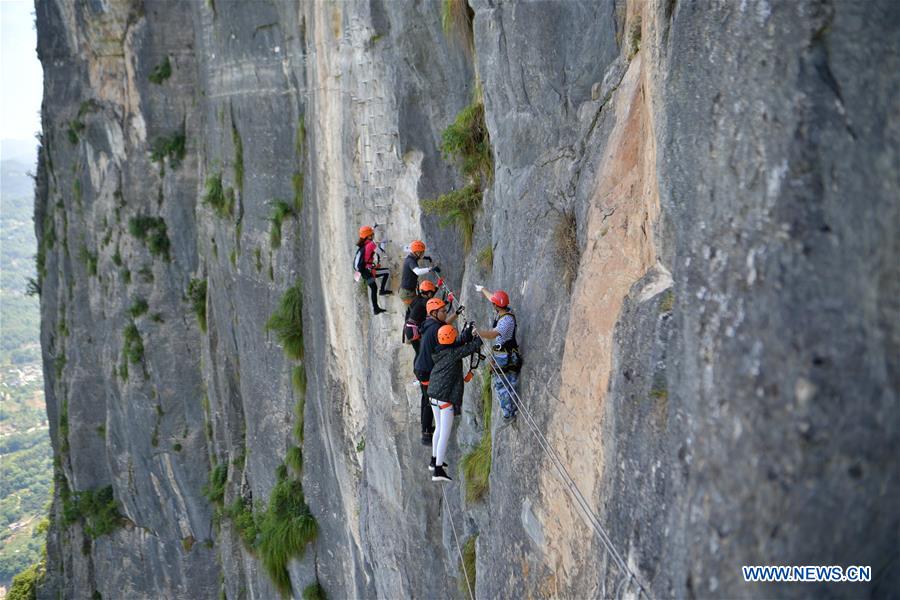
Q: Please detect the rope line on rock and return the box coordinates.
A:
[441,483,475,600]
[483,347,651,600]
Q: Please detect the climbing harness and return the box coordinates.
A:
[484,351,652,599]
[441,483,475,600]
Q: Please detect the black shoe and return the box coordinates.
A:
[432,465,452,482]
[379,290,393,296]
[421,431,433,446]
[428,457,448,472]
[374,307,387,315]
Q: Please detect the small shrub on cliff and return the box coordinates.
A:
[269,200,294,250]
[61,485,124,538]
[129,298,149,318]
[7,559,46,600]
[256,478,318,596]
[122,322,144,364]
[461,369,492,502]
[148,56,172,84]
[267,283,304,360]
[128,215,170,260]
[441,100,492,185]
[150,131,186,168]
[188,278,208,332]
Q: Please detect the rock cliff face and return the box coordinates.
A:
[34,0,898,598]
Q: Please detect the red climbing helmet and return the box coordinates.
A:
[490,290,509,308]
[359,225,374,238]
[437,325,458,345]
[419,280,437,293]
[410,240,426,253]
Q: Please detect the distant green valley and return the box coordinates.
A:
[0,153,51,589]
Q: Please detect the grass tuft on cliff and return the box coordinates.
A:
[204,463,227,506]
[257,478,318,596]
[148,56,172,84]
[458,535,477,598]
[203,173,234,218]
[422,183,482,253]
[187,278,208,332]
[461,369,492,502]
[122,322,144,365]
[129,298,149,319]
[302,582,327,600]
[224,497,259,548]
[441,0,475,55]
[269,200,294,250]
[267,283,304,360]
[421,98,492,253]
[441,100,492,185]
[232,122,244,194]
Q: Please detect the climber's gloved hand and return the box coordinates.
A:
[432,265,442,274]
[455,305,465,316]
[474,284,484,292]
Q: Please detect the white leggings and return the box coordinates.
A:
[430,400,454,465]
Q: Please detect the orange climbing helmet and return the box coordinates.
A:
[359,225,374,239]
[419,280,437,293]
[490,290,510,308]
[410,240,426,253]
[426,298,446,314]
[437,325,458,345]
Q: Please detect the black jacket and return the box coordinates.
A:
[427,333,481,411]
[401,254,422,292]
[413,317,444,375]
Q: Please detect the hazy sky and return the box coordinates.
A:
[1,0,43,143]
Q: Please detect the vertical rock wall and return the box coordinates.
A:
[34,0,898,598]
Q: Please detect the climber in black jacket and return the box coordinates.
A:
[412,297,461,445]
[427,324,482,482]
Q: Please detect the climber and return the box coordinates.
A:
[475,286,521,421]
[355,225,392,315]
[403,279,437,360]
[427,323,482,482]
[399,240,437,305]
[413,297,462,445]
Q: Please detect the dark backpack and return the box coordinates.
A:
[353,246,364,274]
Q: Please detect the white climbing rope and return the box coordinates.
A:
[441,483,475,600]
[483,348,652,600]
